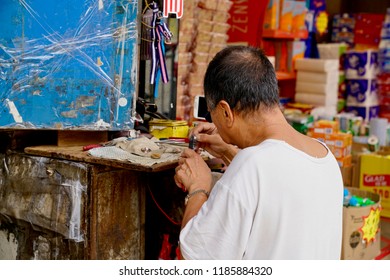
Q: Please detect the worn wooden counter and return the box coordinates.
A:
[0,143,183,260]
[24,145,179,173]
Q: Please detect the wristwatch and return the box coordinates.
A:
[184,189,210,205]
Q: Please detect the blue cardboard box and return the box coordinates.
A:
[0,0,139,130]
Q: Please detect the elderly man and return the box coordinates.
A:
[174,45,343,260]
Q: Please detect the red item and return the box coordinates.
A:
[158,234,172,260]
[353,13,384,46]
[82,144,102,151]
[176,246,181,260]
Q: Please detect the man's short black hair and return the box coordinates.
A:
[203,45,279,114]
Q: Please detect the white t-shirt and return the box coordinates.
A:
[180,139,344,260]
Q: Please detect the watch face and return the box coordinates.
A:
[184,195,189,206]
[184,190,209,206]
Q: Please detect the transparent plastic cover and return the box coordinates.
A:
[0,0,139,130]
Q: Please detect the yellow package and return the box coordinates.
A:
[263,0,280,30]
[291,1,307,34]
[279,0,294,32]
[149,119,189,139]
[359,153,390,217]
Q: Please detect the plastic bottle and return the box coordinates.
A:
[349,195,375,207]
[343,188,352,206]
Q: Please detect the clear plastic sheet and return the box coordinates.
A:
[0,153,87,242]
[0,0,139,130]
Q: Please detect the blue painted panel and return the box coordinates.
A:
[0,0,138,130]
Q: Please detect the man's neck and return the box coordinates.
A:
[233,108,291,149]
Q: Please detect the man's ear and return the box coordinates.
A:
[218,101,234,128]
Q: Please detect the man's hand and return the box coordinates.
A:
[191,122,239,165]
[174,149,212,194]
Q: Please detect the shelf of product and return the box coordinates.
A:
[260,0,308,100]
[377,8,390,121]
[276,71,296,80]
[176,0,233,122]
[262,29,308,40]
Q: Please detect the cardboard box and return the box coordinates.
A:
[359,153,390,217]
[313,120,339,134]
[328,132,353,148]
[342,188,381,259]
[340,165,354,186]
[331,145,352,159]
[337,154,352,168]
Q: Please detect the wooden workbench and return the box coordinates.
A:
[24,145,179,172]
[0,140,183,260]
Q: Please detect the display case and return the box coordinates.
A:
[0,0,139,130]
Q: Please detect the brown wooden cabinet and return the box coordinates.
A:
[0,130,184,260]
[0,151,146,259]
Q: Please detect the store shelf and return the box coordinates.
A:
[262,29,308,40]
[276,71,296,81]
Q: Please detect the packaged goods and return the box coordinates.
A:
[342,188,381,259]
[359,153,390,217]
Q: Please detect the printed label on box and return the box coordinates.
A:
[360,154,390,217]
[346,79,379,105]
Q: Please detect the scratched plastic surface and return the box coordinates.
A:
[0,0,138,130]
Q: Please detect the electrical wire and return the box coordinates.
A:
[147,185,182,226]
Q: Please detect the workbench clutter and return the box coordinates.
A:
[87,135,185,167]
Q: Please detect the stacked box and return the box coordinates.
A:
[176,0,233,121]
[317,43,348,112]
[354,13,384,47]
[176,0,200,120]
[377,8,390,121]
[294,58,339,111]
[344,50,380,122]
[191,0,232,97]
[332,13,355,47]
[307,120,353,167]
